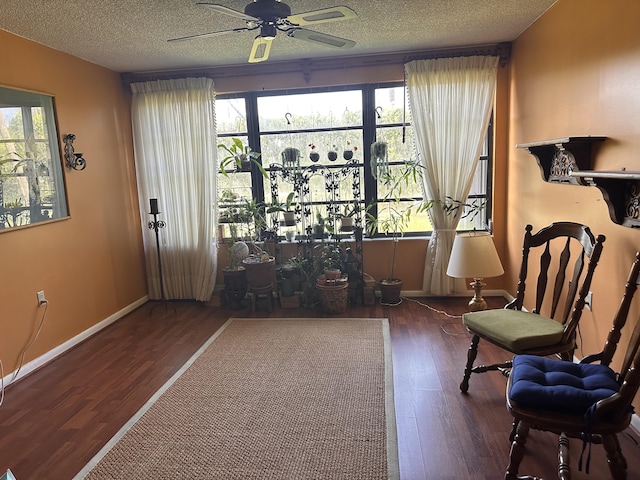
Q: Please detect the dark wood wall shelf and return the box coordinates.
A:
[570,170,640,228]
[516,136,606,185]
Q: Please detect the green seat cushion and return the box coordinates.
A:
[462,309,565,352]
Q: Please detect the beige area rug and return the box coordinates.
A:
[74,318,399,480]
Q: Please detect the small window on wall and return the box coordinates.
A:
[0,86,68,231]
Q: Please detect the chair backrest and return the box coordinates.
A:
[506,222,606,341]
[585,252,640,424]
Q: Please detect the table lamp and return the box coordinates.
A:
[447,231,504,311]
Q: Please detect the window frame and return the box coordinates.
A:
[216,82,492,237]
[0,86,68,232]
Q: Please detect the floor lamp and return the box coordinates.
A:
[447,231,504,311]
[148,198,176,316]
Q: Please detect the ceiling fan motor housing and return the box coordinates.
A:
[245,0,292,20]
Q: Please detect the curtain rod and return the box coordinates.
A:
[121,42,511,88]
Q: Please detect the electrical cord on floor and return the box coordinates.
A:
[0,300,49,408]
[400,296,470,336]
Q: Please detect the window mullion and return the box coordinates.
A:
[245,92,265,204]
[362,85,378,234]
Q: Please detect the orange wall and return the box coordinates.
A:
[0,31,146,372]
[508,0,640,356]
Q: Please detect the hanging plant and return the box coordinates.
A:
[281,147,301,170]
[370,141,389,179]
[343,141,357,160]
[308,143,320,162]
[327,143,339,162]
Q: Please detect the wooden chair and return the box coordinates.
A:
[459,222,606,393]
[504,252,640,480]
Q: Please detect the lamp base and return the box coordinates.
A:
[468,278,487,312]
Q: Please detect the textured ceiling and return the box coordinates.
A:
[0,0,557,73]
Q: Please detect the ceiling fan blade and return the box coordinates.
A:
[285,6,357,26]
[168,27,249,42]
[196,3,259,22]
[286,28,355,49]
[248,37,273,63]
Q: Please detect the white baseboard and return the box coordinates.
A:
[2,295,148,385]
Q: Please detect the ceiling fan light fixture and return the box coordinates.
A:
[260,23,277,40]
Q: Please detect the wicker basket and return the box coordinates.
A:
[316,281,349,314]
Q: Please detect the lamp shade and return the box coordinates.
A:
[447,232,504,279]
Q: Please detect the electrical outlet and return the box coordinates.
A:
[36,290,46,306]
[585,291,593,311]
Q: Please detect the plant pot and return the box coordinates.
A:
[343,150,353,160]
[309,152,320,163]
[324,268,342,281]
[379,278,402,305]
[279,277,295,297]
[340,216,354,232]
[327,151,338,162]
[283,211,295,226]
[313,224,325,239]
[222,266,247,309]
[237,154,251,172]
[242,256,276,289]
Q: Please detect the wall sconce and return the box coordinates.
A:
[63,134,87,170]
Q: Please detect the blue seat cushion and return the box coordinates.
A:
[509,355,619,413]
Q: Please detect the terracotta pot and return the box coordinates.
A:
[324,268,342,281]
[242,256,276,289]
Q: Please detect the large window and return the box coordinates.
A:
[0,86,68,230]
[217,83,491,237]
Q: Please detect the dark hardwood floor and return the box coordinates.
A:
[1,296,639,479]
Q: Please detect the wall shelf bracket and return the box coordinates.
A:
[516,136,606,185]
[570,170,640,228]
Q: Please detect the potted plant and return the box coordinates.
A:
[232,197,277,289]
[343,141,357,160]
[370,141,389,179]
[337,200,358,232]
[366,159,484,305]
[266,191,296,226]
[308,143,320,163]
[218,137,266,176]
[318,241,344,281]
[313,210,326,239]
[281,147,301,170]
[327,144,338,162]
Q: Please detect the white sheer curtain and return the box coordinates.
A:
[405,56,498,295]
[131,77,217,301]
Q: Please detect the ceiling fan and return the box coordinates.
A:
[168,0,357,63]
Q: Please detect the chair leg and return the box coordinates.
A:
[460,334,480,393]
[558,433,570,480]
[509,420,519,443]
[602,434,628,479]
[505,420,530,480]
